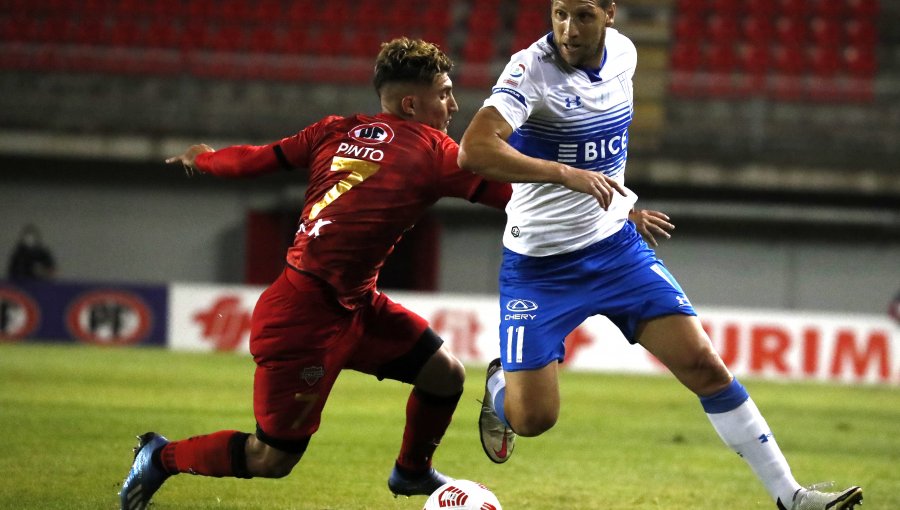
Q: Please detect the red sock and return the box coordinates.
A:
[159,430,251,478]
[396,388,461,473]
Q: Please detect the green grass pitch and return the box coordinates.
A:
[1,343,897,509]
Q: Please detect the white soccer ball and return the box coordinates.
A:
[422,480,502,510]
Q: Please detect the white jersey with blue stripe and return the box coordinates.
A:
[483,29,639,257]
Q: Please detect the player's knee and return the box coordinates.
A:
[510,409,558,437]
[245,435,307,478]
[689,349,731,395]
[415,348,466,396]
[441,354,466,392]
[254,457,298,479]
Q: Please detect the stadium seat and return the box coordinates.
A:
[742,15,774,44]
[676,0,706,15]
[771,44,807,75]
[775,16,809,46]
[844,45,876,77]
[845,18,877,47]
[810,17,843,48]
[808,45,840,77]
[673,14,706,43]
[671,41,703,72]
[706,43,737,73]
[738,42,770,76]
[777,0,807,18]
[707,15,740,45]
[846,0,880,18]
[710,0,742,15]
[815,0,843,19]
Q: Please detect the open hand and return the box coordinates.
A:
[629,209,674,247]
[560,167,628,210]
[165,144,214,175]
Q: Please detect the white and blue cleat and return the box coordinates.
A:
[119,432,170,510]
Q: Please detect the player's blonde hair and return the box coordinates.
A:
[373,37,453,94]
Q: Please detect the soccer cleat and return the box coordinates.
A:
[387,464,453,497]
[778,484,863,510]
[479,358,516,464]
[119,432,171,510]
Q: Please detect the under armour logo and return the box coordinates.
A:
[564,96,582,109]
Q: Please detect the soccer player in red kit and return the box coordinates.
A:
[119,37,511,510]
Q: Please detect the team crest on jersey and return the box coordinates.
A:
[349,122,395,145]
[301,366,325,386]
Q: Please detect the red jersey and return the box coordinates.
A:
[195,112,510,308]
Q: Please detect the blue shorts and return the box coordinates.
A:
[498,221,696,371]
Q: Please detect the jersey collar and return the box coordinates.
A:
[547,32,607,83]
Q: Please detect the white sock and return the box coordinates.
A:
[706,398,802,505]
[486,368,506,407]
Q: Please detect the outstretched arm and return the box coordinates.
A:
[458,106,627,211]
[165,142,289,178]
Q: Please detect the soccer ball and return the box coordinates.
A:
[422,480,502,510]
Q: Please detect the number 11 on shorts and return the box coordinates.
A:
[506,326,524,363]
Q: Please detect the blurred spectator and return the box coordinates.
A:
[7,224,56,281]
[890,289,900,325]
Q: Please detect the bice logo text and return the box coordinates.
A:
[557,128,628,164]
[348,122,395,145]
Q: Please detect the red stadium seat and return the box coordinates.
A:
[774,16,809,46]
[707,14,740,44]
[738,42,769,76]
[705,43,737,73]
[462,36,495,63]
[246,25,280,54]
[673,14,706,43]
[809,17,842,48]
[808,45,840,77]
[710,0,742,15]
[844,45,876,77]
[676,0,706,15]
[142,21,184,49]
[777,0,807,18]
[815,0,842,19]
[671,42,703,72]
[742,15,774,44]
[846,0,880,18]
[845,19,877,46]
[771,44,807,75]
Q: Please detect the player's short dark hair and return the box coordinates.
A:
[373,37,453,94]
[553,0,614,7]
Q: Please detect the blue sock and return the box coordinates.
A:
[699,377,749,414]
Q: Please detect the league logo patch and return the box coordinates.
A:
[348,122,395,145]
[502,63,526,87]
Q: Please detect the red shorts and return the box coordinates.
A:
[250,268,429,443]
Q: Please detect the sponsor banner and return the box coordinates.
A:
[0,280,167,346]
[168,283,263,352]
[165,283,899,385]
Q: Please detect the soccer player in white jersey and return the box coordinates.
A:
[457,1,863,509]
